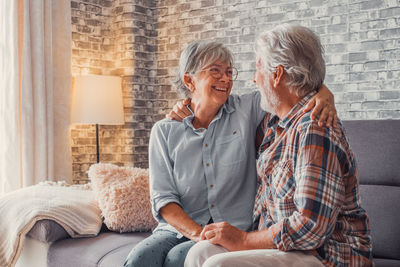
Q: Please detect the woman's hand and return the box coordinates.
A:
[160,202,202,242]
[165,98,192,122]
[304,84,338,128]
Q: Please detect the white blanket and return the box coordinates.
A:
[0,182,102,267]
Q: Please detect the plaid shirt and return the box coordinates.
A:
[254,91,373,267]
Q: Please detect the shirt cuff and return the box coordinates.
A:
[152,196,181,221]
[267,221,291,251]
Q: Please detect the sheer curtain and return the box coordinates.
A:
[0,0,72,195]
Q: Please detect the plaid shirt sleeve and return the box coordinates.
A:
[267,122,347,251]
[255,116,268,157]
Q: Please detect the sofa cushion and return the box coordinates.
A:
[373,258,400,267]
[342,120,400,186]
[359,184,400,260]
[27,219,69,243]
[47,232,151,267]
[98,243,140,267]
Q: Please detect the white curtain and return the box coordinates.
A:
[0,0,72,196]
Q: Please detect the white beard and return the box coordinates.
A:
[259,83,280,114]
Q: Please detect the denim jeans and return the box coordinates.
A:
[124,230,195,267]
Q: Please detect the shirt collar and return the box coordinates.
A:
[183,101,235,129]
[277,90,318,129]
[183,105,195,129]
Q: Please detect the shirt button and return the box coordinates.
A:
[206,163,210,167]
[210,204,214,208]
[210,184,214,188]
[205,143,208,147]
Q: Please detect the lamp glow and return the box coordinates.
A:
[71,75,124,163]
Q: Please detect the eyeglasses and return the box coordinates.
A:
[200,66,238,81]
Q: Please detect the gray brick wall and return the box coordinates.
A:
[71,0,400,182]
[156,0,400,120]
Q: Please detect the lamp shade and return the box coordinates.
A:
[71,75,124,125]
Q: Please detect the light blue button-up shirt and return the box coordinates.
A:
[149,91,265,236]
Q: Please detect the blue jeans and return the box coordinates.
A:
[124,230,195,267]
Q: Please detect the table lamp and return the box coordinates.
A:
[71,75,124,163]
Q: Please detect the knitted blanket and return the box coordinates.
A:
[0,182,102,267]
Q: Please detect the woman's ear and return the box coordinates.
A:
[273,65,284,88]
[183,74,195,92]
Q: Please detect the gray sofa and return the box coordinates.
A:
[47,120,400,267]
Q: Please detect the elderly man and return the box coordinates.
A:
[184,24,373,267]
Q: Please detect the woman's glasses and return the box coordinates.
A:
[201,66,238,81]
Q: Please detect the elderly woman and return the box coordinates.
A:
[124,40,336,267]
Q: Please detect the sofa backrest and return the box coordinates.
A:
[342,120,400,261]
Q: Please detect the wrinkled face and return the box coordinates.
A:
[254,58,267,90]
[191,61,234,108]
[254,58,280,113]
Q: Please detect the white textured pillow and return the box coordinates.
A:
[88,163,157,232]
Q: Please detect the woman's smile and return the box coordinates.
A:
[211,85,229,92]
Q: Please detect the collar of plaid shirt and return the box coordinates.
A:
[259,90,318,155]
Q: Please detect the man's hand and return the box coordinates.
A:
[200,222,248,251]
[165,98,191,122]
[304,84,338,128]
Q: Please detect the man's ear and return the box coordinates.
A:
[183,74,195,92]
[273,65,284,88]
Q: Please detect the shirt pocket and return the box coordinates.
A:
[215,130,245,166]
[269,161,296,220]
[270,160,295,199]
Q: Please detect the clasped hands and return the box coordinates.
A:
[198,222,248,252]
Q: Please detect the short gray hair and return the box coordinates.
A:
[172,41,234,98]
[255,24,325,97]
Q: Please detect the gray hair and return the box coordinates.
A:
[172,40,234,98]
[255,24,325,97]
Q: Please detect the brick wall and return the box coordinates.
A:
[70,0,400,182]
[70,0,156,183]
[156,0,400,120]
